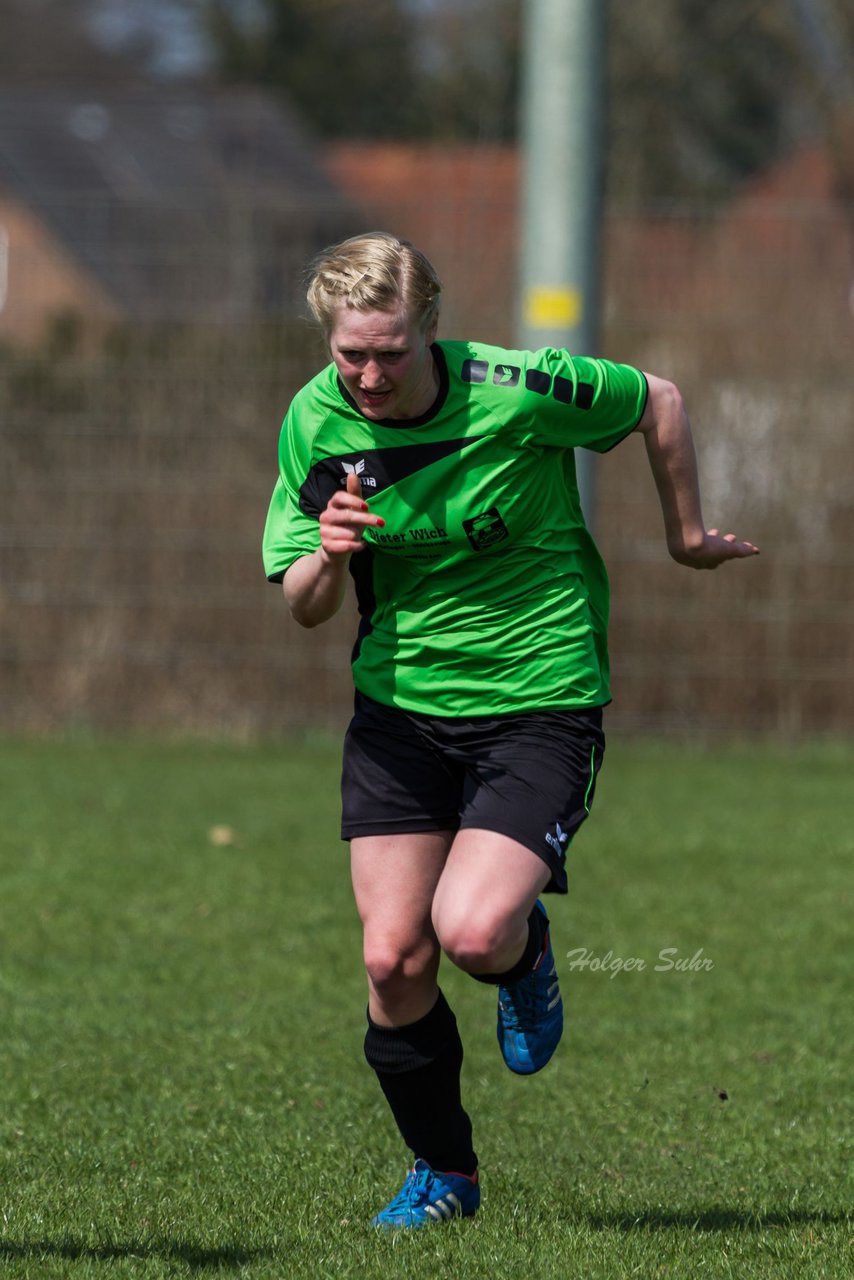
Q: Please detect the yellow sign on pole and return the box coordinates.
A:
[524,285,582,329]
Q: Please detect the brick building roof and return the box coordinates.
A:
[0,85,349,323]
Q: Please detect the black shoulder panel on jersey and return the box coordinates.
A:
[298,437,484,518]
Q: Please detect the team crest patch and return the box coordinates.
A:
[463,508,509,551]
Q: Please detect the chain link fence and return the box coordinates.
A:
[1,182,852,738]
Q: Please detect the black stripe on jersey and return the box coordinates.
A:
[462,359,488,384]
[298,436,484,518]
[554,375,595,409]
[525,369,551,395]
[553,376,574,404]
[348,543,377,665]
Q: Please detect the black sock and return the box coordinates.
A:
[364,989,477,1176]
[471,904,549,987]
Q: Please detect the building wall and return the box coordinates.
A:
[0,195,116,344]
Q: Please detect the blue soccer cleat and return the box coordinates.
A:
[497,901,563,1074]
[371,1158,480,1229]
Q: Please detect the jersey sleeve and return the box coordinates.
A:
[519,350,648,453]
[261,402,322,584]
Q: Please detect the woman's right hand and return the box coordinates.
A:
[319,472,385,562]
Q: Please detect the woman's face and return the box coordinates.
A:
[328,306,439,421]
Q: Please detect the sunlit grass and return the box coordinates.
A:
[0,736,851,1278]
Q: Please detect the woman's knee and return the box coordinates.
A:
[433,904,517,974]
[363,932,438,997]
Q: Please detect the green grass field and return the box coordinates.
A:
[0,736,851,1279]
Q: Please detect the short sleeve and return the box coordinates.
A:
[519,351,648,453]
[261,408,322,583]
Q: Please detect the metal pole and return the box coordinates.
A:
[517,0,605,531]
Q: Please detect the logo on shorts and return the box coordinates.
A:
[462,507,509,551]
[545,822,570,858]
[341,459,377,488]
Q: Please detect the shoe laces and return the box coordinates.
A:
[384,1162,439,1214]
[499,953,558,1033]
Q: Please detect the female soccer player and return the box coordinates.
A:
[262,232,758,1228]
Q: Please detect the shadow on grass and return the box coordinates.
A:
[0,1239,273,1270]
[587,1208,852,1232]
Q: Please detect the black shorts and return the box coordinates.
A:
[340,692,605,894]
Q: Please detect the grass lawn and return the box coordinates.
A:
[0,735,851,1278]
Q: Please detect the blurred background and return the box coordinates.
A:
[1,0,852,739]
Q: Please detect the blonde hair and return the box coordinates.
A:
[306,231,442,335]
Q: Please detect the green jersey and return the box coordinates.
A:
[263,340,647,716]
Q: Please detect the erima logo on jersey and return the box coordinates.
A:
[545,823,570,857]
[341,459,377,488]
